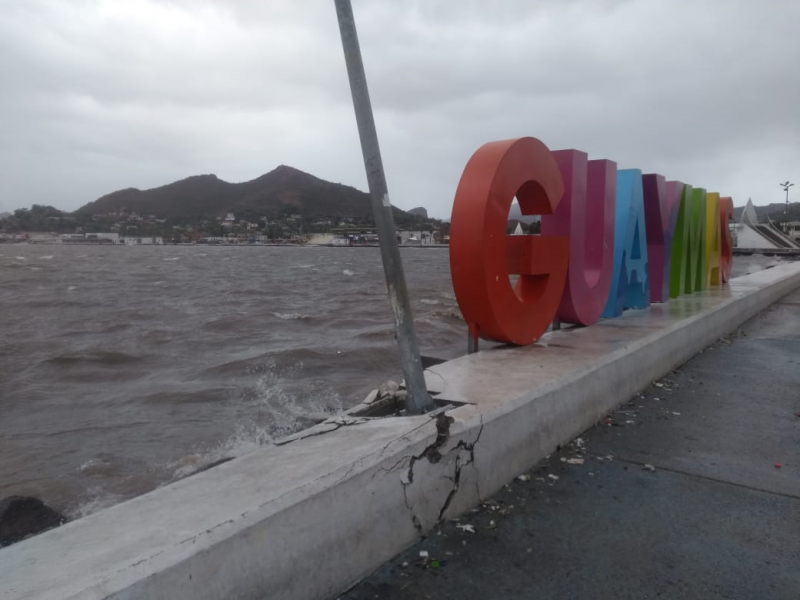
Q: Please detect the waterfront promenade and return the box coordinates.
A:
[342,288,800,600]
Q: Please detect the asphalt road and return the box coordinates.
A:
[341,289,800,600]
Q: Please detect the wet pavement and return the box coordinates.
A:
[341,289,800,600]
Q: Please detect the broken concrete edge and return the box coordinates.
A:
[1,415,446,600]
[2,262,798,600]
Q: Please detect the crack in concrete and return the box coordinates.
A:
[402,482,424,534]
[404,413,455,485]
[273,417,369,446]
[371,455,412,480]
[398,413,454,534]
[397,414,486,533]
[436,419,484,521]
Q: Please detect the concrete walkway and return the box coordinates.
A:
[342,289,800,600]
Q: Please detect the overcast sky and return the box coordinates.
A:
[1,0,798,218]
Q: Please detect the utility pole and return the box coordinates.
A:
[333,0,433,414]
[780,181,794,218]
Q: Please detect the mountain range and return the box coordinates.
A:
[76,165,427,223]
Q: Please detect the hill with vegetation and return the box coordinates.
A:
[77,165,423,223]
[1,166,441,238]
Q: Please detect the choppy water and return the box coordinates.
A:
[0,245,785,519]
[0,245,462,517]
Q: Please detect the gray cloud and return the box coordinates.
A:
[1,0,798,217]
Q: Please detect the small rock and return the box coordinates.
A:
[378,380,400,399]
[516,474,531,482]
[0,496,67,547]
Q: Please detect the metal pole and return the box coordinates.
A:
[333,0,433,414]
[780,181,794,217]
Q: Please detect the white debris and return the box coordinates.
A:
[643,464,656,472]
[548,474,560,481]
[419,550,429,558]
[565,458,585,465]
[456,524,476,534]
[517,474,531,482]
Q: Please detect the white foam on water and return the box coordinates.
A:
[77,457,116,477]
[15,256,26,261]
[69,487,124,519]
[67,285,79,291]
[163,257,180,261]
[167,423,276,481]
[272,312,310,320]
[250,374,344,437]
[343,269,355,276]
[79,458,102,471]
[38,255,54,260]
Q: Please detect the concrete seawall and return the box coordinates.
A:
[3,262,800,600]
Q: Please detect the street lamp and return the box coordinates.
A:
[780,181,794,217]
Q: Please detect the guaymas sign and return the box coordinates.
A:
[449,136,734,345]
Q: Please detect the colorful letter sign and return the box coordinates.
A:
[719,197,734,283]
[449,137,569,345]
[669,183,692,298]
[603,169,650,318]
[449,136,734,346]
[541,151,616,326]
[642,174,680,303]
[705,192,721,286]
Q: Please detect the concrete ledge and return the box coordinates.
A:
[3,262,800,600]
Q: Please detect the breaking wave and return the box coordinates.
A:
[272,312,311,320]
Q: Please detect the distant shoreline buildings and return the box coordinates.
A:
[1,229,447,247]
